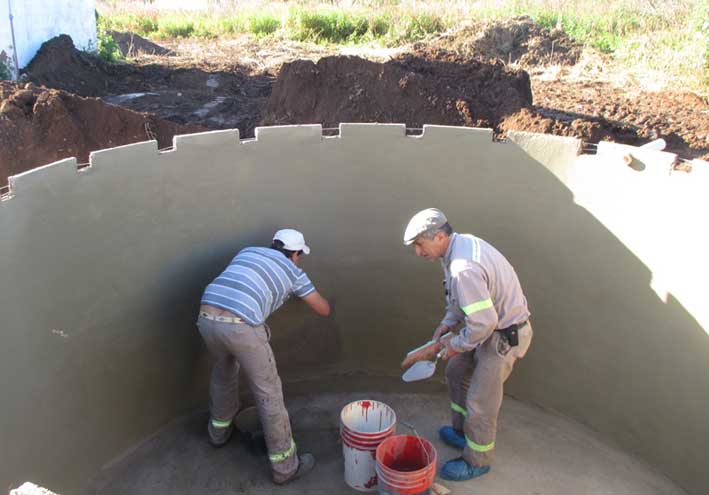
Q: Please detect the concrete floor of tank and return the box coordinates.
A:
[86,388,685,495]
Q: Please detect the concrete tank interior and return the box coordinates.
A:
[1,124,707,495]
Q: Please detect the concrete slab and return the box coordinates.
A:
[86,390,685,495]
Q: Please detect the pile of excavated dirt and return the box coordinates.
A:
[530,81,709,159]
[109,31,175,57]
[5,27,705,184]
[498,107,641,146]
[0,81,206,185]
[23,35,273,134]
[263,54,533,129]
[416,16,582,67]
[23,35,120,97]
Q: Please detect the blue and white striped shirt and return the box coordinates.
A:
[201,247,316,325]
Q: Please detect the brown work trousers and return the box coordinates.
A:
[445,321,533,467]
[197,316,298,482]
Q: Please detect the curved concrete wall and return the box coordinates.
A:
[0,124,707,494]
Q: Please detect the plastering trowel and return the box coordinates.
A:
[402,349,445,382]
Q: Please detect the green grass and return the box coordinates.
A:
[96,0,708,91]
[249,14,282,37]
[97,6,449,44]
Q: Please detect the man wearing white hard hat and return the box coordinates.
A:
[403,208,533,482]
[197,228,330,484]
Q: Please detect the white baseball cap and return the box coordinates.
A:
[273,229,311,255]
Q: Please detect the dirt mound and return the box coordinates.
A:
[530,81,709,159]
[23,34,120,97]
[263,55,532,129]
[109,31,174,57]
[498,107,640,146]
[417,16,582,67]
[0,81,206,185]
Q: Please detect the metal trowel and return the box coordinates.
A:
[402,350,445,382]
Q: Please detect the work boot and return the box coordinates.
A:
[208,419,234,448]
[274,453,316,485]
[439,426,466,450]
[440,457,490,481]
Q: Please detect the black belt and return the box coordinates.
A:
[497,320,527,347]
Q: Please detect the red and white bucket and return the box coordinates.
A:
[375,435,437,495]
[340,400,397,491]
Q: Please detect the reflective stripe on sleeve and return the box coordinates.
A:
[269,438,296,463]
[466,435,495,452]
[461,298,493,315]
[211,418,232,429]
[451,402,468,416]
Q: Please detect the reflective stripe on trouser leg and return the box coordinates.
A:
[466,435,494,452]
[197,318,241,444]
[211,418,232,428]
[463,332,516,467]
[445,351,475,431]
[217,323,298,479]
[451,402,467,416]
[269,438,297,463]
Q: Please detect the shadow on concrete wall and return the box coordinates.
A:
[0,125,706,494]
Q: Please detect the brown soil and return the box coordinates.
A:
[3,25,707,185]
[263,54,533,129]
[0,81,205,184]
[109,31,175,57]
[417,16,583,67]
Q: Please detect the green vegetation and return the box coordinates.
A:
[95,5,451,44]
[96,0,708,91]
[96,17,123,62]
[249,14,281,37]
[0,60,10,80]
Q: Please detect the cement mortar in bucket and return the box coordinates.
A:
[340,400,397,491]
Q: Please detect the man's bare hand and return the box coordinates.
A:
[401,342,442,369]
[432,324,450,342]
[440,338,459,361]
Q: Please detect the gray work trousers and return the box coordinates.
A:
[445,321,533,467]
[197,316,298,482]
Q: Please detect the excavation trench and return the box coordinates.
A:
[1,124,707,495]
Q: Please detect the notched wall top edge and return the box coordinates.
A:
[173,129,240,151]
[89,141,159,169]
[338,123,406,138]
[5,157,79,200]
[254,124,323,143]
[507,130,581,146]
[420,125,493,141]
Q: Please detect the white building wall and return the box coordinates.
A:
[0,0,96,79]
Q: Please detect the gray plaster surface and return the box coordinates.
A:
[2,124,707,494]
[86,388,685,495]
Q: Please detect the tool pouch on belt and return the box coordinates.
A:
[498,322,523,347]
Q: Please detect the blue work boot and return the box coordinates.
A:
[438,426,466,450]
[440,457,490,481]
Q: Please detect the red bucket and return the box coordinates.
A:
[375,435,437,495]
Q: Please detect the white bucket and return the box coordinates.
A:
[340,400,397,492]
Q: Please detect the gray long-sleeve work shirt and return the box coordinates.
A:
[440,233,530,352]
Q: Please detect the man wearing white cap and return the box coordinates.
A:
[403,208,533,482]
[197,228,330,484]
